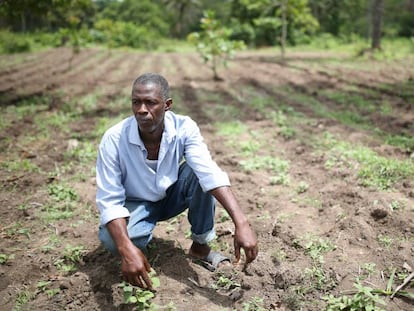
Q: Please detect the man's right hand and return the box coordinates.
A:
[119,243,153,289]
[106,218,153,289]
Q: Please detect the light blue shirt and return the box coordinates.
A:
[96,111,230,225]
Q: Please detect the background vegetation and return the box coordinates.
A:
[0,0,413,54]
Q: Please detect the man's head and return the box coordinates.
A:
[132,73,170,102]
[131,73,172,137]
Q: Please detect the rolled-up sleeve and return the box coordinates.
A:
[184,121,230,192]
[96,136,130,226]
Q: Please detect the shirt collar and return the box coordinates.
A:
[128,112,177,147]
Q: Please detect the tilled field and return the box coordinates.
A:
[0,47,413,310]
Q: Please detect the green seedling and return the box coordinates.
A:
[120,269,160,310]
[324,268,414,310]
[296,181,309,194]
[377,235,393,249]
[14,289,33,311]
[305,237,336,264]
[0,253,14,264]
[242,296,266,311]
[212,274,241,291]
[324,282,386,311]
[54,244,86,273]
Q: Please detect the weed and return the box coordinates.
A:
[0,253,14,264]
[377,234,393,249]
[323,282,386,311]
[304,266,336,291]
[42,184,79,220]
[48,184,79,201]
[54,244,86,273]
[305,237,336,264]
[271,248,287,264]
[242,296,266,311]
[36,280,52,292]
[216,121,247,137]
[303,237,337,291]
[42,234,61,253]
[270,173,290,186]
[358,263,376,280]
[13,289,33,311]
[319,133,414,190]
[65,141,97,162]
[389,200,406,211]
[240,156,289,174]
[1,159,40,173]
[296,181,309,194]
[212,273,241,290]
[120,269,160,310]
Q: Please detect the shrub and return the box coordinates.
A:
[94,19,160,50]
[0,30,32,54]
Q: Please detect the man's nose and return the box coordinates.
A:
[137,104,148,114]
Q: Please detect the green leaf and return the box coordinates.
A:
[386,268,396,292]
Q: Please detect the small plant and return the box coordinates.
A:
[358,263,377,280]
[14,289,33,311]
[48,184,79,202]
[212,273,241,290]
[242,296,266,311]
[323,282,387,311]
[120,269,160,310]
[0,253,14,264]
[305,237,336,265]
[377,234,393,249]
[296,181,309,194]
[187,10,245,80]
[54,244,86,273]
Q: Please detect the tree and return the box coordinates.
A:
[187,10,245,80]
[371,0,383,50]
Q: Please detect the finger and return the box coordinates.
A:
[234,243,241,264]
[132,276,144,288]
[144,259,152,273]
[141,271,153,290]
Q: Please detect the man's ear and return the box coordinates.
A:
[165,98,172,111]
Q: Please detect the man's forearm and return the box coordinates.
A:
[210,186,249,228]
[106,218,134,256]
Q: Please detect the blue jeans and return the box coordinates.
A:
[99,162,216,254]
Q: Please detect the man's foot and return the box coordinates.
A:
[189,242,232,271]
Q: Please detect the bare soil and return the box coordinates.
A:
[0,47,413,311]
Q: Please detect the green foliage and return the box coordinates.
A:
[120,270,160,310]
[242,296,266,311]
[93,19,160,50]
[320,133,414,190]
[324,282,386,311]
[0,30,32,54]
[13,289,33,311]
[230,0,319,46]
[54,244,86,273]
[48,184,79,202]
[188,10,246,80]
[0,253,14,264]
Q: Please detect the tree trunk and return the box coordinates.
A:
[20,11,26,33]
[280,0,287,58]
[371,0,383,50]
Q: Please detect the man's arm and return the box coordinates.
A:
[210,186,258,265]
[106,218,153,289]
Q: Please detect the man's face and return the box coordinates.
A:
[131,83,171,135]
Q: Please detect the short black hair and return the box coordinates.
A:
[132,73,169,101]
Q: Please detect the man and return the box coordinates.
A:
[96,73,258,289]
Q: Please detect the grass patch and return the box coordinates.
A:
[319,132,414,190]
